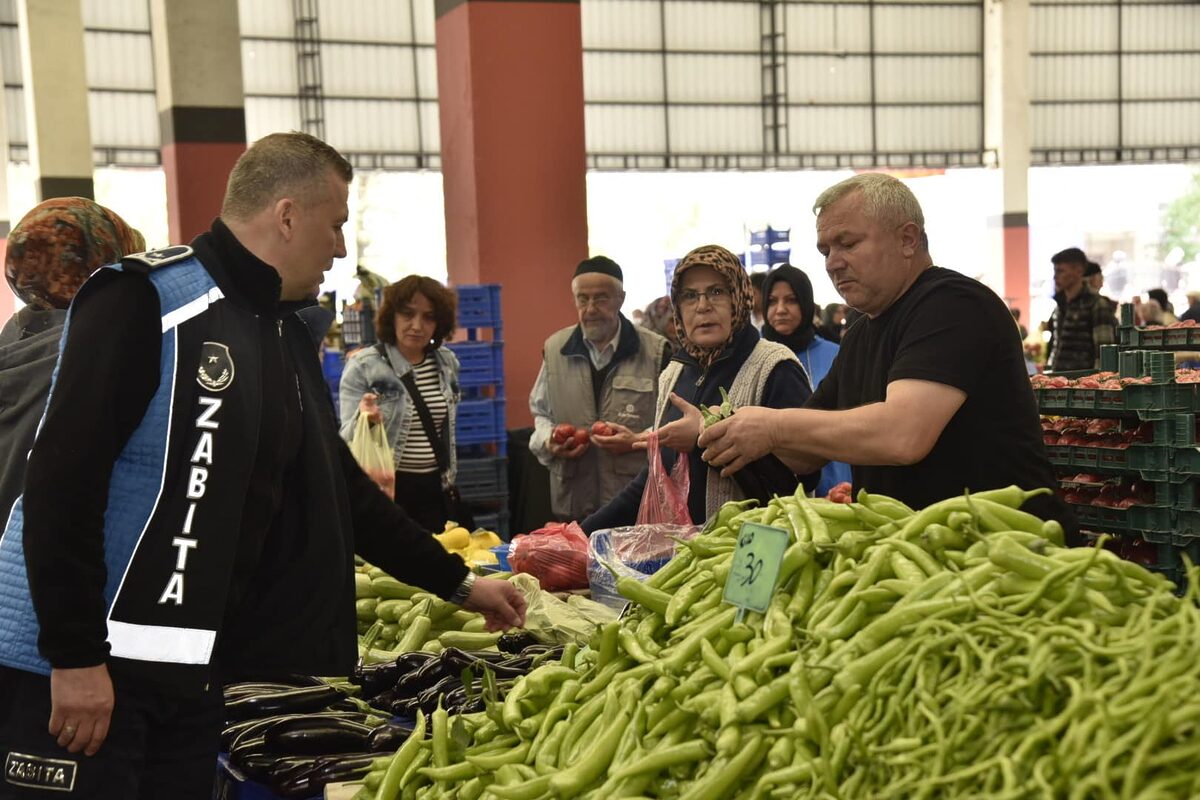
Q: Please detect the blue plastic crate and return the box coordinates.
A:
[456,284,502,330]
[457,456,509,502]
[475,509,511,539]
[749,227,790,246]
[456,398,506,446]
[447,341,505,388]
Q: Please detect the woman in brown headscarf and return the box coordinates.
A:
[0,198,144,515]
[582,244,814,532]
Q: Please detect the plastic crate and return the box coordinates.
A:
[1046,445,1072,466]
[475,509,511,539]
[456,456,509,502]
[456,398,506,446]
[447,341,505,389]
[749,227,790,246]
[1173,446,1200,476]
[1129,328,1165,348]
[1166,328,1192,347]
[455,284,502,330]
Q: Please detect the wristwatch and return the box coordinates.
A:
[449,571,477,606]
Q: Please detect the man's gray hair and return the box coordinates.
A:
[812,173,925,232]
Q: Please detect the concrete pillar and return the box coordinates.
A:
[984,0,1032,323]
[17,0,93,201]
[150,0,246,244]
[434,0,589,429]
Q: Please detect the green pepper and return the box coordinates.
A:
[375,710,426,800]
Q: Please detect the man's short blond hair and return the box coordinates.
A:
[813,172,925,232]
[221,131,353,221]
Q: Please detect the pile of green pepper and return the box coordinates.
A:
[358,484,1200,799]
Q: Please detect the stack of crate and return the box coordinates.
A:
[1034,306,1200,590]
[447,284,510,539]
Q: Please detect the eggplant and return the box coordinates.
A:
[224,684,342,722]
[392,657,451,696]
[261,723,372,756]
[367,722,417,752]
[235,752,290,782]
[271,752,381,795]
[264,756,322,785]
[223,682,307,702]
[439,648,531,679]
[497,631,540,653]
[274,759,374,800]
[353,652,433,697]
[221,711,373,751]
[389,697,420,717]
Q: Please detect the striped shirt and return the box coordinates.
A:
[397,356,448,474]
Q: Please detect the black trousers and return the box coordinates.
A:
[0,666,221,799]
[394,469,448,533]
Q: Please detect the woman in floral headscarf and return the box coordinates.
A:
[0,198,144,517]
[582,244,814,532]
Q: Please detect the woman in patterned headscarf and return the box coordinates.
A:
[582,244,815,533]
[5,196,145,310]
[0,198,145,519]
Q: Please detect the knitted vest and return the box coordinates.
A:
[654,339,798,520]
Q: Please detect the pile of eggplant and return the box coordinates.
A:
[354,640,563,718]
[222,678,404,798]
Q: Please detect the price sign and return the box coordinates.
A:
[723,522,789,618]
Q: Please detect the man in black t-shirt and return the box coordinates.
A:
[698,173,1068,526]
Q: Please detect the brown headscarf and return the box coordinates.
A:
[4,197,145,310]
[671,244,755,370]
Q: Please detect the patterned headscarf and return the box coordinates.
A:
[671,244,754,369]
[4,197,145,310]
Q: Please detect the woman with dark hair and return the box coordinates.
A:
[582,245,812,532]
[761,265,852,495]
[339,275,465,531]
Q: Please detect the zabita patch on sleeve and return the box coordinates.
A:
[5,751,77,792]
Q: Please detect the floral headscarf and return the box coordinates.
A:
[4,197,145,310]
[671,244,754,369]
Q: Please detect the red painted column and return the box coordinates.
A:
[435,0,589,429]
[1002,213,1031,325]
[150,0,246,244]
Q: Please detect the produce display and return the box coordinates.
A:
[433,523,504,567]
[355,564,509,660]
[221,676,396,798]
[356,643,563,718]
[1040,416,1155,448]
[1031,367,1200,389]
[359,487,1200,799]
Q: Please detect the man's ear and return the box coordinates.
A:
[275,197,297,241]
[898,221,922,258]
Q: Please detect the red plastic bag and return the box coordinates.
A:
[509,522,590,591]
[636,431,692,526]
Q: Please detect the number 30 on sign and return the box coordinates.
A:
[722,522,789,618]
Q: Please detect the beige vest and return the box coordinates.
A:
[543,324,668,519]
[654,339,800,521]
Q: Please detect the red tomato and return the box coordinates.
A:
[552,423,576,445]
[572,429,590,447]
[591,421,614,437]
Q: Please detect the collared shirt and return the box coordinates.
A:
[583,318,622,370]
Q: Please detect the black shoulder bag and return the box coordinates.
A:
[376,344,475,529]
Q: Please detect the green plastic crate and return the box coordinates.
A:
[1045,445,1072,466]
[1173,447,1200,476]
[1166,328,1192,347]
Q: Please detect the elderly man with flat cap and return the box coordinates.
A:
[530,256,672,521]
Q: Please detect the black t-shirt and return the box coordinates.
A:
[808,267,1065,522]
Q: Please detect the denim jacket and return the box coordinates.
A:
[338,343,461,484]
